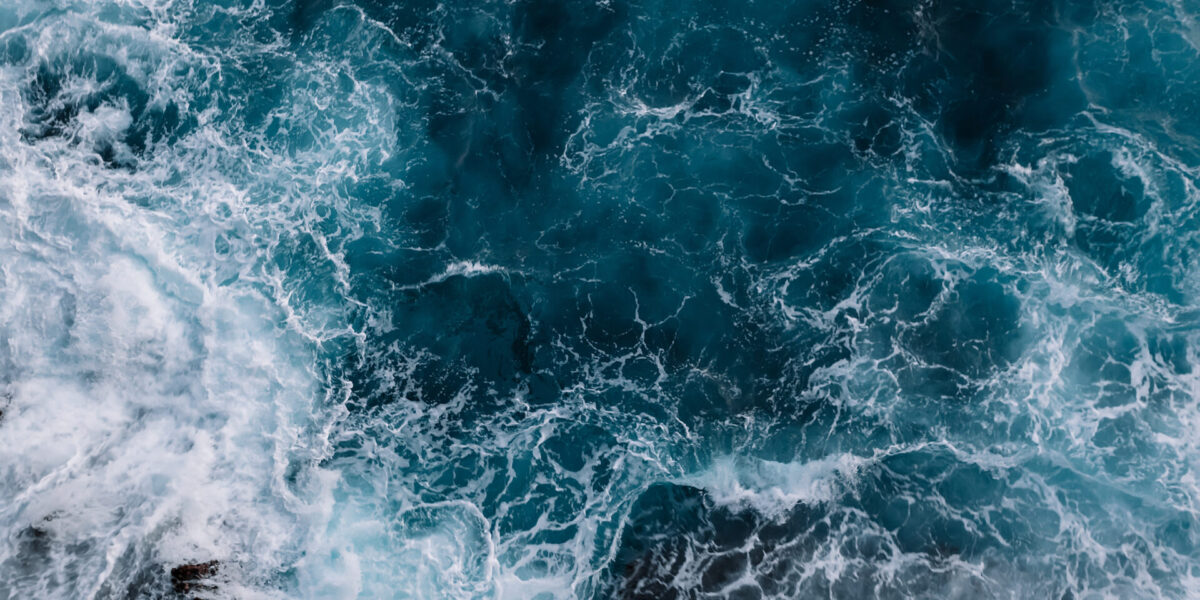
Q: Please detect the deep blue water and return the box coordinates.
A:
[2,0,1200,598]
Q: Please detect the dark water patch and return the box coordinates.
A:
[619,21,765,110]
[386,272,531,394]
[782,235,892,314]
[509,0,625,156]
[541,421,616,474]
[1147,330,1191,376]
[20,52,190,167]
[286,0,442,49]
[1068,315,1140,390]
[399,195,451,249]
[343,237,439,290]
[899,267,1026,396]
[867,252,945,325]
[0,32,29,65]
[840,97,905,159]
[1066,150,1145,223]
[861,1,1089,172]
[844,0,921,67]
[1063,150,1163,293]
[606,483,719,599]
[741,203,840,264]
[1075,7,1200,163]
[854,449,1026,559]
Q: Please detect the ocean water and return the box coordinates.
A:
[2,0,1200,598]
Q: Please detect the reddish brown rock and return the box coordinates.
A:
[170,560,218,596]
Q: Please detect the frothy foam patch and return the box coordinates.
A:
[0,196,327,595]
[392,502,498,599]
[684,454,867,516]
[0,4,340,595]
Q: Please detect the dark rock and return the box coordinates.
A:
[170,560,218,596]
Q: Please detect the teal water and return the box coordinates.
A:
[2,0,1200,598]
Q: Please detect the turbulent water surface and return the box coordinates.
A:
[3,0,1200,598]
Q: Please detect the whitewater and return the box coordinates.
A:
[2,0,1200,598]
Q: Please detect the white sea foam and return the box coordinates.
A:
[684,454,867,517]
[0,3,354,596]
